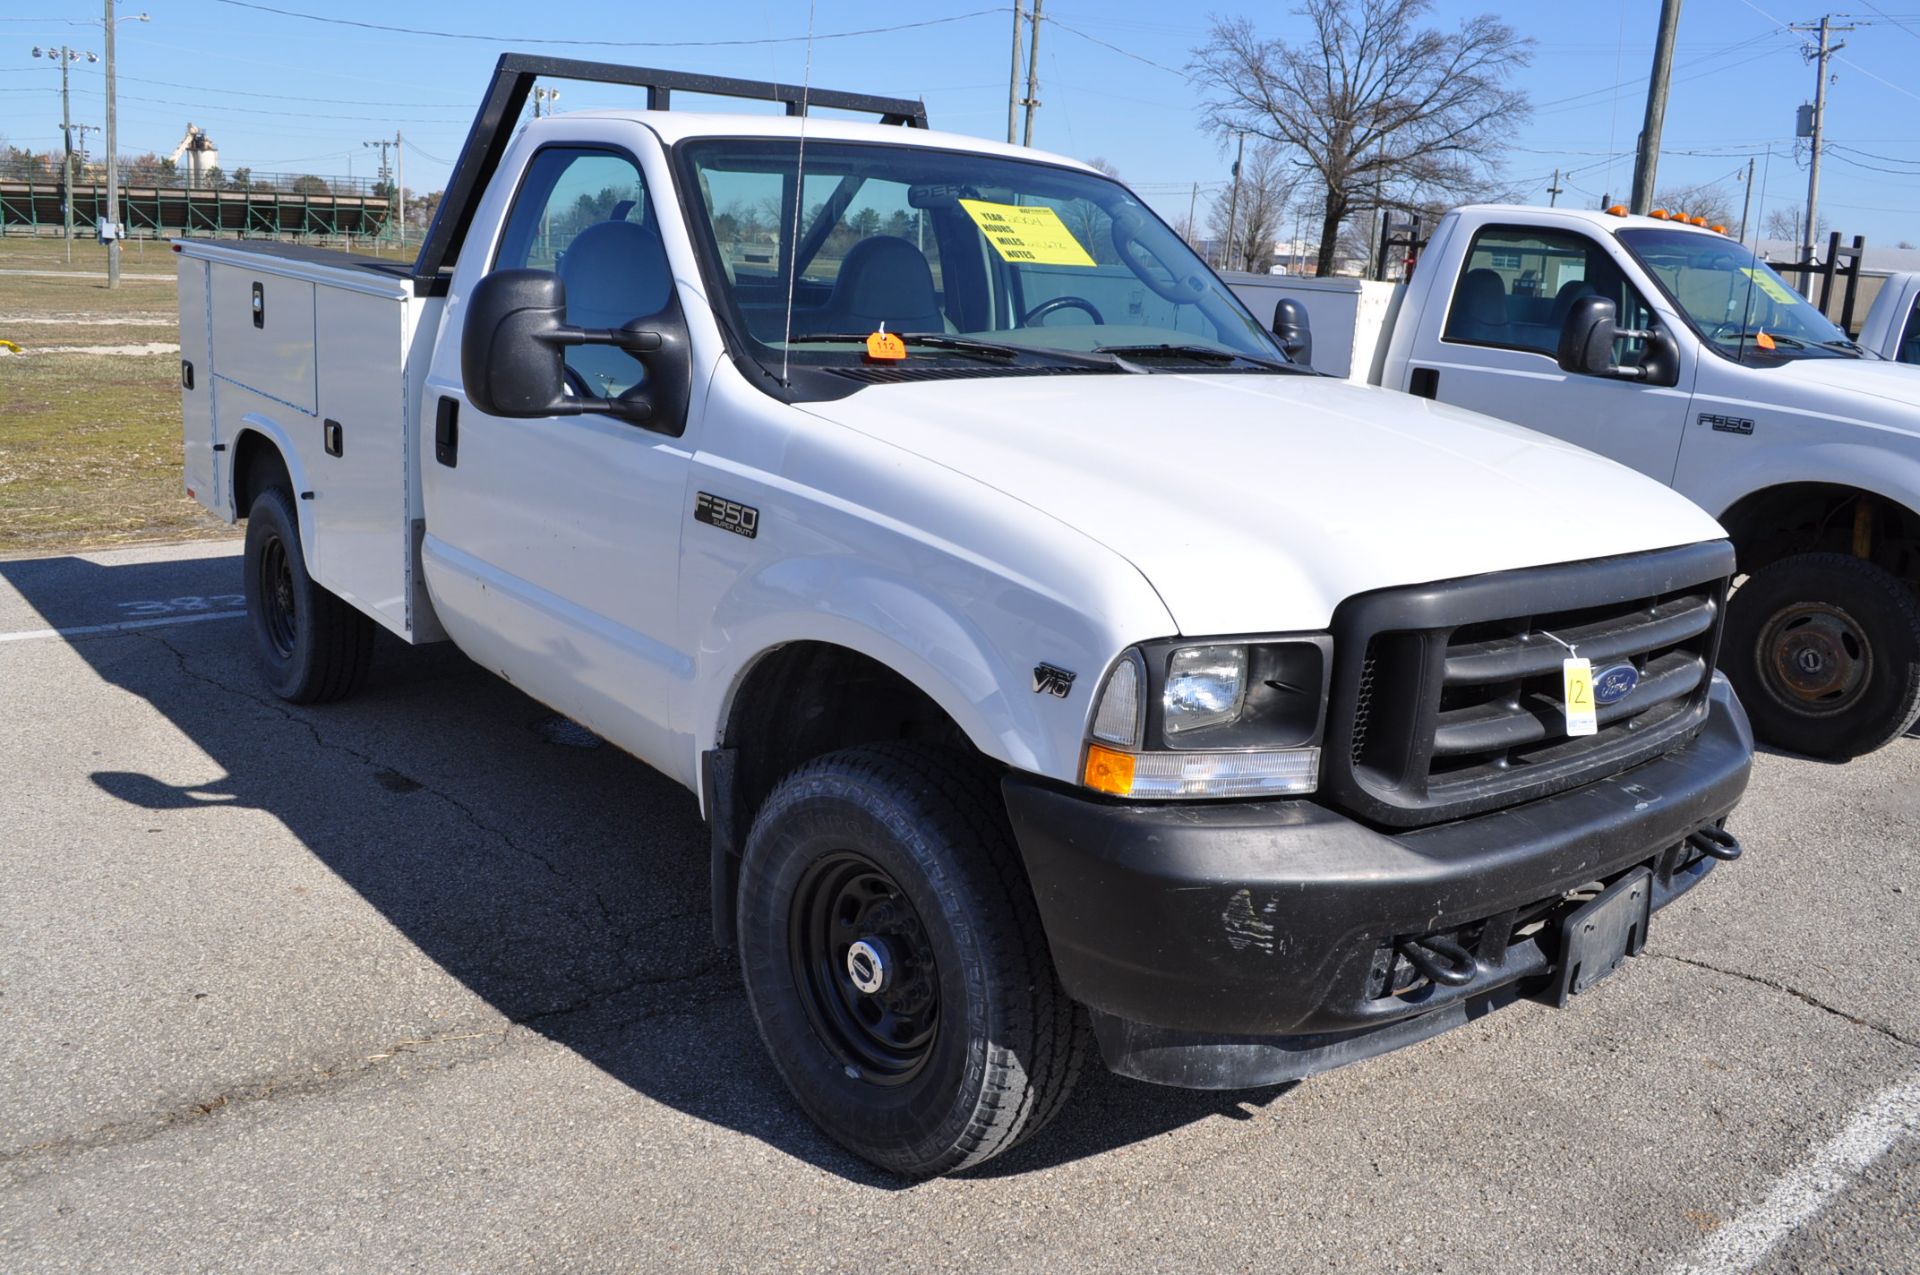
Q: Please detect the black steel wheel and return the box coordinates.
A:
[241,485,375,704]
[737,743,1088,1178]
[257,529,298,660]
[1723,551,1920,759]
[789,852,941,1086]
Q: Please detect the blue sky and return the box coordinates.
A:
[6,0,1920,247]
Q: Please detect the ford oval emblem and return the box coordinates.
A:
[1592,663,1639,706]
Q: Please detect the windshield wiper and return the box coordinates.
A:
[1815,337,1866,357]
[798,333,1137,371]
[1714,328,1810,351]
[1092,342,1307,373]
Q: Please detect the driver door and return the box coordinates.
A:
[1405,224,1695,484]
[421,145,693,771]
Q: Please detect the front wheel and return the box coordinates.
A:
[736,743,1087,1177]
[1721,551,1920,759]
[242,486,374,704]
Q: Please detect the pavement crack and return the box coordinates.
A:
[1652,952,1920,1051]
[0,1024,516,1183]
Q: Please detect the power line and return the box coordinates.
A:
[206,0,1000,48]
[1043,15,1189,77]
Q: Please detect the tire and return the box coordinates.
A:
[1721,551,1920,759]
[736,743,1088,1178]
[241,486,374,704]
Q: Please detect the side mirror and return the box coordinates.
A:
[461,269,692,431]
[462,269,582,418]
[1555,294,1682,389]
[1557,295,1619,376]
[1272,296,1313,368]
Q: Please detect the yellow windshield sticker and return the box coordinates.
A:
[1740,266,1802,307]
[959,199,1098,267]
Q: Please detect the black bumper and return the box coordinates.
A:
[1002,677,1753,1089]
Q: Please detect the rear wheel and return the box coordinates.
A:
[242,486,374,704]
[1722,552,1920,759]
[736,743,1087,1177]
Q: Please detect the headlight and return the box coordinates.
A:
[1164,645,1246,734]
[1083,636,1330,799]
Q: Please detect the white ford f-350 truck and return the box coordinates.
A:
[1232,208,1920,761]
[177,58,1752,1177]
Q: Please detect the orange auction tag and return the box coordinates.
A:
[865,329,907,361]
[1755,330,1776,351]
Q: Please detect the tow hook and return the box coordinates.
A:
[1687,825,1743,861]
[1398,934,1478,987]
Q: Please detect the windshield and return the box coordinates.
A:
[1617,227,1863,363]
[677,138,1286,394]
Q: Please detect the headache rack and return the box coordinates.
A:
[1321,541,1736,829]
[411,53,928,296]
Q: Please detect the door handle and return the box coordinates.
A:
[435,397,458,467]
[323,418,343,458]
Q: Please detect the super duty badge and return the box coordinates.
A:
[694,492,759,539]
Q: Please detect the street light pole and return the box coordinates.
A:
[32,45,97,264]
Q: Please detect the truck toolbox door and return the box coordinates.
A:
[420,143,694,771]
[1406,222,1694,484]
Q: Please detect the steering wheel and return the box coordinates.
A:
[1020,295,1105,326]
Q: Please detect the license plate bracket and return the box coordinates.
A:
[1547,866,1652,1008]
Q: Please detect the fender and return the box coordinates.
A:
[1691,440,1920,530]
[228,412,320,566]
[689,554,1135,812]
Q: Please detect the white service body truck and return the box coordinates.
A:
[178,59,1752,1177]
[1232,207,1920,760]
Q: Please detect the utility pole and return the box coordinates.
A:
[1630,0,1683,214]
[1185,181,1199,248]
[1546,168,1564,207]
[1738,155,1755,246]
[1007,0,1025,145]
[1222,130,1245,272]
[395,130,405,249]
[1020,0,1044,147]
[100,4,146,289]
[364,136,398,245]
[32,44,97,264]
[1792,14,1849,269]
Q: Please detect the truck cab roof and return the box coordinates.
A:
[546,109,1092,171]
[1447,204,1735,238]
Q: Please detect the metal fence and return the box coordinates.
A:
[0,159,395,241]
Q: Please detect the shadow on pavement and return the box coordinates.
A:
[4,551,1284,1185]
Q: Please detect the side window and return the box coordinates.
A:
[1901,295,1920,365]
[1444,226,1656,366]
[493,148,671,399]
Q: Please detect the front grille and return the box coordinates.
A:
[1323,542,1735,828]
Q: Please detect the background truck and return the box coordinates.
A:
[1231,208,1920,760]
[177,56,1751,1177]
[1861,271,1920,365]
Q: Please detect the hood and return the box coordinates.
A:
[799,372,1726,636]
[1773,354,1920,417]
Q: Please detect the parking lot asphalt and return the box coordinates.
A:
[2,541,1916,1274]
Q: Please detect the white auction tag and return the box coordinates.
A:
[1563,657,1597,736]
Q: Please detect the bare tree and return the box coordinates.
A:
[1654,182,1736,227]
[1762,206,1829,244]
[1192,0,1532,276]
[1208,142,1295,271]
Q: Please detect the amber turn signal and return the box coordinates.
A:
[1083,744,1136,796]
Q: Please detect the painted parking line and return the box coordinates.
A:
[1663,1070,1920,1275]
[0,610,246,644]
